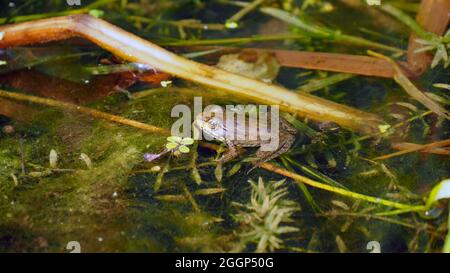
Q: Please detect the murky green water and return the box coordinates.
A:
[0,0,448,253]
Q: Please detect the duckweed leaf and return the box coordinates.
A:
[166,142,178,150]
[181,138,194,145]
[167,136,182,143]
[178,145,190,153]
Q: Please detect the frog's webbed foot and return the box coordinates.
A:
[218,144,240,163]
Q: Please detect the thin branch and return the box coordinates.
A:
[373,139,450,161]
[0,89,169,135]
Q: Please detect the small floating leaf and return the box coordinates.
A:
[49,149,58,169]
[192,167,202,185]
[155,194,187,202]
[181,138,194,145]
[165,142,178,150]
[336,235,347,253]
[79,153,93,170]
[194,188,226,196]
[178,145,190,153]
[215,161,223,183]
[167,136,182,143]
[227,163,241,177]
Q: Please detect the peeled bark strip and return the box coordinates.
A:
[0,15,382,134]
[182,46,411,78]
[407,0,450,75]
[272,50,412,78]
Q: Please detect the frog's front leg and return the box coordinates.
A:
[219,141,240,163]
[248,135,295,172]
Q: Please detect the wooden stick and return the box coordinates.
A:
[272,50,411,78]
[0,15,383,134]
[373,139,450,160]
[0,89,169,135]
[392,142,450,156]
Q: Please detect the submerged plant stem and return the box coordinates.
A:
[258,6,404,53]
[260,162,424,212]
[200,143,422,211]
[379,4,433,40]
[298,73,355,93]
[226,0,266,24]
[0,89,169,135]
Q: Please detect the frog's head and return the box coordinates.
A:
[193,107,227,142]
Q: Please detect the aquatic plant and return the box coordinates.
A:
[233,177,300,252]
[415,29,450,68]
[380,4,450,68]
[0,0,448,253]
[165,136,194,156]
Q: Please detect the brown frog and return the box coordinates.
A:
[194,107,297,171]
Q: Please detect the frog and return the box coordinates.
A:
[193,106,297,172]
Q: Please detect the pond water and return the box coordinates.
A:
[0,0,448,253]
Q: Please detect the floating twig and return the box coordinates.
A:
[0,15,383,133]
[0,89,169,135]
[392,142,450,156]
